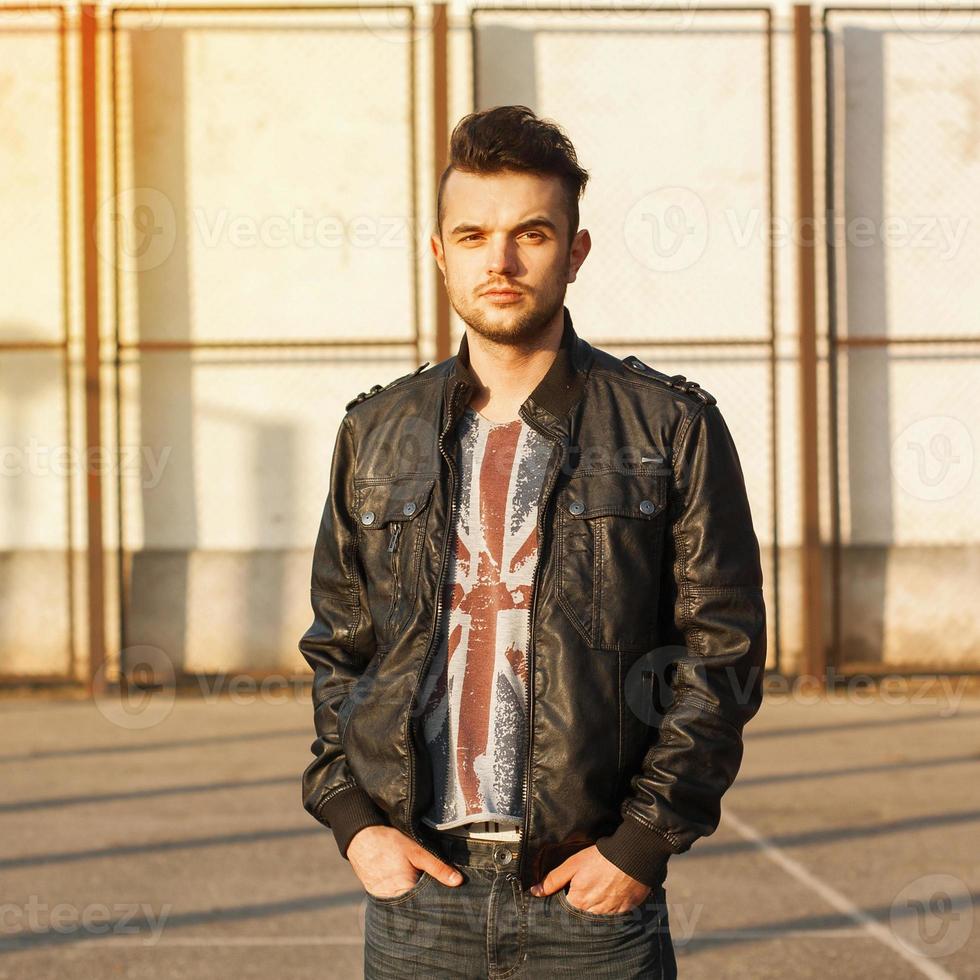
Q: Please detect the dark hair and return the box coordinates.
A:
[436,105,590,247]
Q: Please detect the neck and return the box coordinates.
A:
[463,308,565,421]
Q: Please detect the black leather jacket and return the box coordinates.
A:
[300,306,767,891]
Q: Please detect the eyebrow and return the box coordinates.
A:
[449,217,559,238]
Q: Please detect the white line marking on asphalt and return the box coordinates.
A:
[149,937,364,946]
[722,808,956,980]
[682,928,866,942]
[0,937,364,949]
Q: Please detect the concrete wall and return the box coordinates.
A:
[1,1,977,679]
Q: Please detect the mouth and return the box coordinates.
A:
[481,288,524,302]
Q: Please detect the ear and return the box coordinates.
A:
[430,232,446,276]
[568,228,592,284]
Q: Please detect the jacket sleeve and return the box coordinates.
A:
[299,413,391,859]
[595,400,767,887]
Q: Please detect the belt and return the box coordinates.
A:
[441,819,521,841]
[429,830,522,871]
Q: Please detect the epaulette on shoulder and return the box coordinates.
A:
[345,361,431,412]
[622,355,716,406]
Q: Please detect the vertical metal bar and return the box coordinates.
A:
[822,9,843,676]
[58,5,78,681]
[469,5,478,114]
[80,3,107,695]
[408,4,421,362]
[793,4,824,679]
[432,2,450,361]
[110,9,129,682]
[764,8,781,675]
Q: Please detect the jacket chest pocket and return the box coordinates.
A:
[354,476,436,648]
[555,471,669,653]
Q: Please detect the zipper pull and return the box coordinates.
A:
[387,521,403,553]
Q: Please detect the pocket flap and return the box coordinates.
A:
[354,477,436,529]
[560,472,668,520]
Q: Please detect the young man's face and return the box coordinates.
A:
[431,168,591,346]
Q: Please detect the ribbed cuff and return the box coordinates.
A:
[595,813,676,888]
[317,784,391,860]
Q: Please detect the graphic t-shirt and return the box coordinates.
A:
[418,405,553,831]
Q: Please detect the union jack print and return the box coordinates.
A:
[419,405,552,831]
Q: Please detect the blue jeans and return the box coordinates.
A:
[363,831,678,979]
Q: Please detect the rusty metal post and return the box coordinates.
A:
[432,2,451,361]
[80,3,107,695]
[793,4,824,679]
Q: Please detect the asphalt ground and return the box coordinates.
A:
[1,679,977,979]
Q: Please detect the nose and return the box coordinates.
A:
[486,236,518,277]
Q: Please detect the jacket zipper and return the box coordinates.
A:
[382,522,403,640]
[515,406,566,885]
[387,521,403,553]
[404,379,466,866]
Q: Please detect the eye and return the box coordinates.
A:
[460,234,482,243]
[523,231,544,241]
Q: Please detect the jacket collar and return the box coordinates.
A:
[444,305,591,434]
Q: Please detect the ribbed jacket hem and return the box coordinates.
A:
[594,813,676,888]
[318,785,391,859]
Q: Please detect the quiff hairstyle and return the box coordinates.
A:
[436,105,590,247]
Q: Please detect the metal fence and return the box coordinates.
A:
[107,4,422,687]
[822,5,980,674]
[0,4,75,684]
[471,4,781,666]
[2,2,979,688]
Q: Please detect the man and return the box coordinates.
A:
[300,105,767,978]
